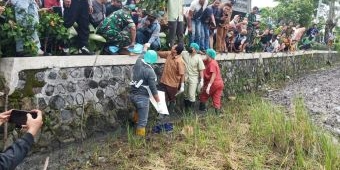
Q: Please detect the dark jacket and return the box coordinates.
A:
[106,4,121,16]
[90,0,106,27]
[215,8,228,27]
[130,56,158,96]
[0,133,34,170]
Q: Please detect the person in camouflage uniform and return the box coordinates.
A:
[97,5,136,48]
[245,6,259,53]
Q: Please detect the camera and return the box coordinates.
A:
[8,110,38,128]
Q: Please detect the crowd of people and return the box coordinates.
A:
[0,0,329,57]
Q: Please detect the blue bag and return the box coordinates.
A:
[109,46,119,54]
[128,43,143,54]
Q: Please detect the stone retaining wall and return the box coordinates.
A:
[0,51,338,150]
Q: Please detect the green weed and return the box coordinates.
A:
[61,94,340,170]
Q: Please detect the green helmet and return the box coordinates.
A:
[144,50,158,64]
[190,43,200,51]
[206,49,216,59]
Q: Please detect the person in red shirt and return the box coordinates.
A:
[43,0,61,8]
[199,48,224,114]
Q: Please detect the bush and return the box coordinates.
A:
[312,42,329,50]
[0,4,68,57]
[0,5,38,56]
[38,11,68,55]
[336,35,340,53]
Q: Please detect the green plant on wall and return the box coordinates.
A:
[38,11,68,54]
[336,30,340,53]
[0,5,38,57]
[0,3,105,56]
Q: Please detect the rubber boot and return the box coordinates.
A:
[184,99,190,113]
[132,111,138,124]
[189,101,195,109]
[168,101,176,115]
[136,127,146,137]
[199,102,207,112]
[187,101,195,113]
[215,108,221,115]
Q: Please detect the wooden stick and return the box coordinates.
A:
[43,156,49,170]
[3,89,8,151]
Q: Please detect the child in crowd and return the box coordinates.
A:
[233,29,247,53]
[265,35,279,53]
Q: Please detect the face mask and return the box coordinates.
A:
[203,56,209,61]
[188,48,193,54]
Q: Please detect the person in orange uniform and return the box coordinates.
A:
[199,48,224,114]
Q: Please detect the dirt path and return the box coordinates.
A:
[15,129,125,170]
[267,65,340,136]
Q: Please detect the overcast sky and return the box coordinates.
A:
[252,0,279,8]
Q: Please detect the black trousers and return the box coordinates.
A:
[168,19,184,47]
[63,0,90,48]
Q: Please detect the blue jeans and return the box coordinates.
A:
[12,0,41,52]
[200,23,210,50]
[190,20,202,49]
[130,94,150,128]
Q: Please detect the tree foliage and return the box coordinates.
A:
[271,0,316,27]
[138,0,167,12]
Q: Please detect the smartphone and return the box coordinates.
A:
[8,110,38,127]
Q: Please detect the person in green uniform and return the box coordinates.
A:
[97,4,136,48]
[245,6,259,53]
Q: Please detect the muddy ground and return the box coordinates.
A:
[267,65,340,136]
[16,128,126,170]
[15,65,340,169]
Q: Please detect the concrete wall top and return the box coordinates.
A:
[0,50,337,94]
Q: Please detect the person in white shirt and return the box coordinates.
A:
[233,29,248,52]
[266,35,280,53]
[229,15,240,30]
[187,0,208,49]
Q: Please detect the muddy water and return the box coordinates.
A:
[267,65,340,136]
